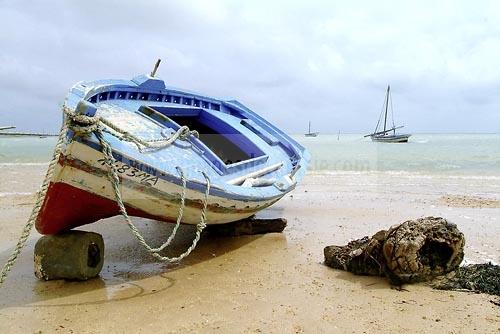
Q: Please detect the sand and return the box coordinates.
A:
[0,165,499,333]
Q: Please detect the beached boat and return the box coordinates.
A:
[304,121,319,137]
[365,85,411,143]
[35,66,309,236]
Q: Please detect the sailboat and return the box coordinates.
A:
[305,121,319,137]
[365,85,411,143]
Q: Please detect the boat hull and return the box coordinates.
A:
[371,134,411,143]
[304,132,319,137]
[36,141,280,235]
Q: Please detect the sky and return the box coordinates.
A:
[0,0,499,133]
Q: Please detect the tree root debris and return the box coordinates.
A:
[324,217,465,286]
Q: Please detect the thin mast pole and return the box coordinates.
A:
[308,121,311,134]
[150,59,161,77]
[383,85,390,134]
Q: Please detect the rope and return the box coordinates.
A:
[152,166,188,252]
[99,116,199,153]
[389,92,396,130]
[0,104,210,287]
[373,93,386,134]
[65,105,199,152]
[0,118,70,286]
[95,129,211,262]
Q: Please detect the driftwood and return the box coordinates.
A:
[324,217,465,284]
[206,217,287,237]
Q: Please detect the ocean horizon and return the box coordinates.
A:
[1,133,499,177]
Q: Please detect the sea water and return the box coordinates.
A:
[0,134,499,177]
[0,137,58,165]
[294,134,500,177]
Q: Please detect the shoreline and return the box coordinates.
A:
[2,160,500,177]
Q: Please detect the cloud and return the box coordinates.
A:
[0,0,499,133]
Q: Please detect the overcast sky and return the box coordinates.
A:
[1,0,499,133]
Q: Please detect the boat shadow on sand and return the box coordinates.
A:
[0,212,287,309]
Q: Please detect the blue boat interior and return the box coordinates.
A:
[147,106,265,166]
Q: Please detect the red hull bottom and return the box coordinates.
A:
[36,182,170,235]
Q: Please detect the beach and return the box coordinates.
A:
[2,0,500,332]
[0,163,498,333]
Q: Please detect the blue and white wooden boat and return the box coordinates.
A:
[36,70,309,235]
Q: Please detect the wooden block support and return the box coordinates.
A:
[34,231,104,281]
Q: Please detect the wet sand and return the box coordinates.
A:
[0,165,499,333]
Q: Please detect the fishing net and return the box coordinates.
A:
[431,263,500,297]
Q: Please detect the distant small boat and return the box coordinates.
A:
[1,124,56,137]
[305,121,319,137]
[365,85,411,143]
[0,131,57,137]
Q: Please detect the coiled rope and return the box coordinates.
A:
[0,105,210,287]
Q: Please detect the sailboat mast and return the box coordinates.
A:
[383,85,390,133]
[308,121,311,134]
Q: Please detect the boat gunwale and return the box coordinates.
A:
[71,79,309,168]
